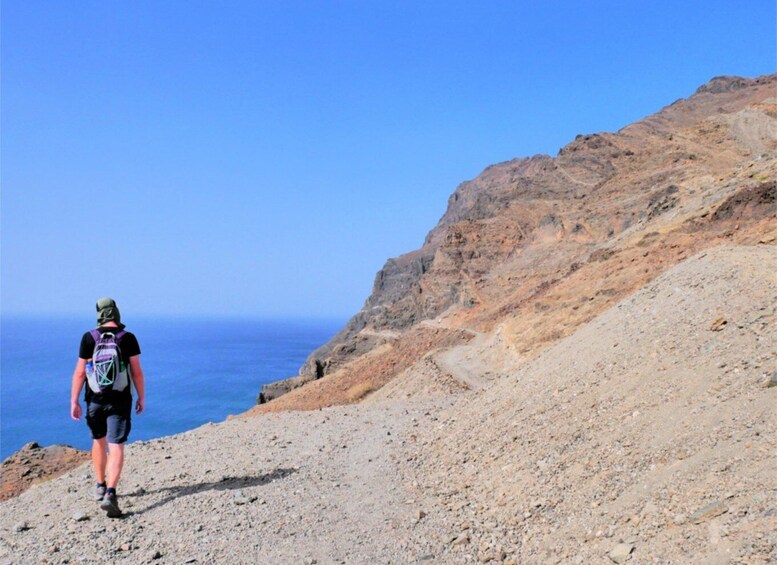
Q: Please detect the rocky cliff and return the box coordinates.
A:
[253,73,776,412]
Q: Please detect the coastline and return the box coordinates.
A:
[0,316,344,460]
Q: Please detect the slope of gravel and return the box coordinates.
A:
[406,244,776,564]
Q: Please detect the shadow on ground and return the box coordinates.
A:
[123,467,297,517]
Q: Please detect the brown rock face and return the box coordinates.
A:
[0,442,89,502]
[251,73,777,412]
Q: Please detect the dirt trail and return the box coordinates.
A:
[0,401,450,564]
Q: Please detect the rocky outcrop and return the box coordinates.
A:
[254,73,777,410]
[0,442,89,502]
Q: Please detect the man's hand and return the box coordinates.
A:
[71,402,82,421]
[135,397,145,415]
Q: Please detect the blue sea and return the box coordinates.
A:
[0,316,343,460]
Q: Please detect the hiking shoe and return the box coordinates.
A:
[100,492,122,518]
[90,483,106,502]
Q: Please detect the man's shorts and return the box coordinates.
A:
[86,398,132,444]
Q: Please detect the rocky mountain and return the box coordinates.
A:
[253,73,776,412]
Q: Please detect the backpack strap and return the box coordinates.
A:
[91,329,126,340]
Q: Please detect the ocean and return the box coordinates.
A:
[0,316,343,460]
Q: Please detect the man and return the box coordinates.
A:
[70,297,145,518]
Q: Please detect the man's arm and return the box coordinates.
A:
[70,359,87,420]
[129,355,145,415]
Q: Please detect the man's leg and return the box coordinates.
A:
[100,402,131,517]
[106,443,125,489]
[92,437,107,484]
[85,401,108,500]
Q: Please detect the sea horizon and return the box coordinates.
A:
[0,314,345,459]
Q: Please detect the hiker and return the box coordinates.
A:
[70,297,145,518]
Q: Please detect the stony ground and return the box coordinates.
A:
[0,399,457,564]
[407,245,777,564]
[1,245,775,564]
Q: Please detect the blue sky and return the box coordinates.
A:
[2,1,774,318]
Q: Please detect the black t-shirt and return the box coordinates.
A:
[79,326,141,404]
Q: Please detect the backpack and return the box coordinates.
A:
[85,329,131,394]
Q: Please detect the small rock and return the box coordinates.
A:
[415,509,427,521]
[13,521,29,533]
[641,501,658,516]
[608,543,634,563]
[710,318,727,331]
[233,490,251,505]
[673,513,687,525]
[768,372,777,388]
[690,500,727,523]
[452,533,470,546]
[148,550,162,560]
[120,543,131,552]
[72,511,89,522]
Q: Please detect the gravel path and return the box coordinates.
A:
[0,400,457,564]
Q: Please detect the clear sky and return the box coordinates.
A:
[2,1,774,318]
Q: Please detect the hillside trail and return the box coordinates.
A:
[553,162,599,188]
[419,318,497,390]
[432,328,519,391]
